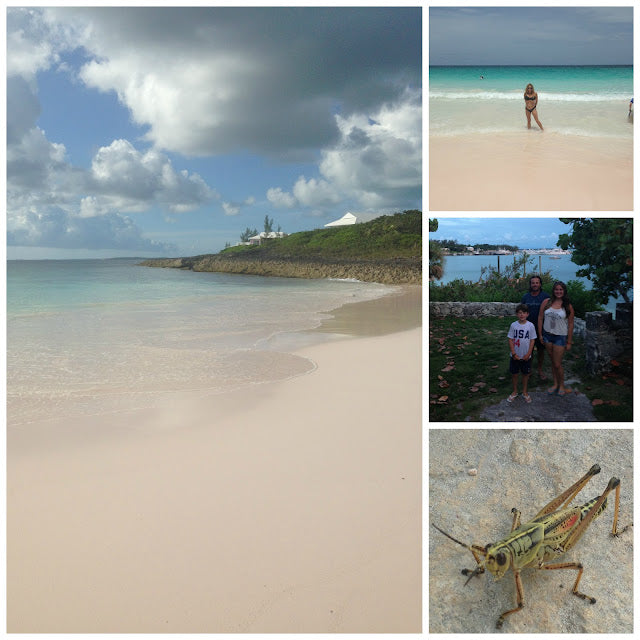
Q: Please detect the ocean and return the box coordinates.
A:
[7,258,397,426]
[429,66,633,141]
[433,253,631,312]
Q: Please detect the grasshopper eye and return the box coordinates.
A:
[496,552,507,566]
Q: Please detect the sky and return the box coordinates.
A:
[429,217,578,249]
[429,6,633,66]
[6,6,422,258]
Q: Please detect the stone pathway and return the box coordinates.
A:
[478,370,597,422]
[479,388,597,422]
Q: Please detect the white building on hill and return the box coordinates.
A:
[248,231,287,245]
[324,211,381,227]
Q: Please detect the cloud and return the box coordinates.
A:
[88,139,217,213]
[222,196,256,216]
[7,9,219,253]
[36,6,420,158]
[222,202,240,216]
[266,187,296,209]
[292,177,340,207]
[266,88,422,213]
[6,7,421,250]
[7,128,217,250]
[429,7,632,65]
[7,207,175,253]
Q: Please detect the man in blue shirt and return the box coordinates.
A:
[521,275,550,380]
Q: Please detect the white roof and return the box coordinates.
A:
[248,231,286,240]
[324,212,358,227]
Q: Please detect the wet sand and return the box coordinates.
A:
[7,291,422,633]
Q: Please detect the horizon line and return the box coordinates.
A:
[429,64,632,68]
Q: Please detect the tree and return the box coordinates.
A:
[558,218,633,304]
[429,218,444,280]
[240,227,258,242]
[263,215,274,233]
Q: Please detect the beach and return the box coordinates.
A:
[429,132,632,210]
[7,290,422,633]
[429,65,633,210]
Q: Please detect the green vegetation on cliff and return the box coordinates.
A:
[222,209,422,260]
[141,210,422,285]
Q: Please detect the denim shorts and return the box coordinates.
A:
[510,356,532,375]
[543,331,568,347]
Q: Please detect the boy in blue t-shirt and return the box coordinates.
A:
[507,303,537,404]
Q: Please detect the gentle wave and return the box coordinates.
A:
[430,91,631,102]
[430,125,631,140]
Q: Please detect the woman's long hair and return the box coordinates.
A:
[524,83,535,97]
[551,281,571,314]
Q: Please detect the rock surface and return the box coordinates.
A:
[429,429,633,633]
[479,389,597,422]
[140,256,421,285]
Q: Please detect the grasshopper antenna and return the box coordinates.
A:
[432,523,476,551]
[432,523,487,584]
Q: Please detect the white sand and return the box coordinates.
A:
[429,133,633,210]
[7,327,422,633]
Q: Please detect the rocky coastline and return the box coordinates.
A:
[140,254,422,285]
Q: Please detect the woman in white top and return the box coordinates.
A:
[538,281,574,396]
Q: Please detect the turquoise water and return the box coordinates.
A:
[429,65,633,138]
[7,259,395,425]
[432,253,631,312]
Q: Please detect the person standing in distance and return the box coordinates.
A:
[521,275,550,380]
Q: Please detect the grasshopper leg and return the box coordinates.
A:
[533,464,601,519]
[496,569,524,629]
[510,507,521,532]
[563,478,628,553]
[612,480,632,537]
[538,561,596,603]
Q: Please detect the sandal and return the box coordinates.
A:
[522,393,532,404]
[547,387,558,395]
[507,392,519,403]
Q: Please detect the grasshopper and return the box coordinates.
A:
[432,464,631,629]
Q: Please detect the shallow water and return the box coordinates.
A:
[7,258,398,425]
[430,66,633,139]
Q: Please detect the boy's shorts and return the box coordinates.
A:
[510,356,532,375]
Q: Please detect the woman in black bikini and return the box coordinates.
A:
[524,83,544,131]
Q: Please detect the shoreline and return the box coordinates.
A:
[8,295,422,632]
[429,132,632,210]
[312,283,421,336]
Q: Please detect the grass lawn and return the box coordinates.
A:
[429,315,632,422]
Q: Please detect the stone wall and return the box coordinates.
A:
[428,301,517,318]
[584,304,632,375]
[428,302,586,336]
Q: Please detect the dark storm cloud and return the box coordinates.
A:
[46,6,421,157]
